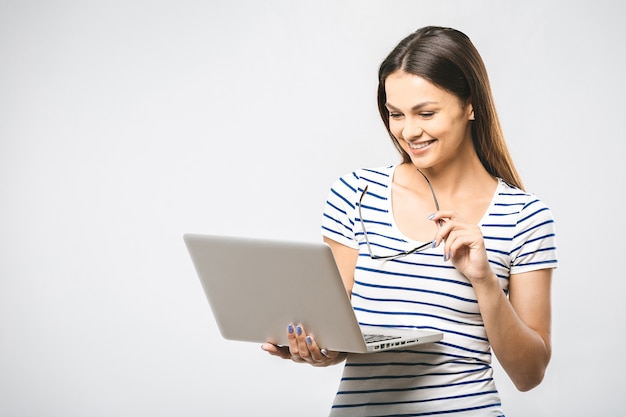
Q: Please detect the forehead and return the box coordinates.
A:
[384,70,457,106]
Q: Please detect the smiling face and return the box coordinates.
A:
[384,70,475,170]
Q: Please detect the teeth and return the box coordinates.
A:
[409,141,432,149]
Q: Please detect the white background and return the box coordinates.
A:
[1,1,624,415]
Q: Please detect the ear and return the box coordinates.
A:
[467,103,475,121]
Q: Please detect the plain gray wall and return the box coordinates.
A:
[1,0,624,415]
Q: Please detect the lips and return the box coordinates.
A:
[408,139,436,150]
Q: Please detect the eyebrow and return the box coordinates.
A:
[385,101,438,111]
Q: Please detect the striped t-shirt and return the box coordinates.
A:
[320,165,558,417]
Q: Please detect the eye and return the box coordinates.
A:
[419,111,435,118]
[389,112,403,119]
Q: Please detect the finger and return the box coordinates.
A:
[441,224,469,260]
[261,343,292,360]
[286,323,308,363]
[430,215,453,248]
[431,213,472,248]
[294,324,312,361]
[303,335,326,363]
[428,209,457,224]
[286,323,300,356]
[261,342,278,354]
[443,227,482,261]
[439,222,457,259]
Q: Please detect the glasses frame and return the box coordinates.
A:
[358,169,440,261]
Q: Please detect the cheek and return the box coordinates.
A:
[388,120,404,139]
[446,119,470,139]
[426,118,461,140]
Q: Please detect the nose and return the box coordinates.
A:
[402,117,424,140]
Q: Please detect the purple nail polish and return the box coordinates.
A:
[288,324,294,334]
[296,325,302,336]
[306,336,312,346]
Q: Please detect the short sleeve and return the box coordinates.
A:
[320,171,361,249]
[509,196,559,275]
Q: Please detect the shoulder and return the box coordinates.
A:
[494,180,558,258]
[496,180,555,224]
[496,181,559,271]
[332,165,396,190]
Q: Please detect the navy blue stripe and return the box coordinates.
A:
[353,306,483,327]
[356,267,474,290]
[360,218,393,227]
[335,377,495,396]
[351,291,478,316]
[340,175,358,193]
[321,226,350,241]
[325,200,347,217]
[359,203,388,213]
[331,187,354,210]
[356,230,407,244]
[322,212,354,232]
[514,219,554,240]
[516,259,558,268]
[332,392,499,412]
[511,233,555,254]
[361,176,389,189]
[357,321,489,343]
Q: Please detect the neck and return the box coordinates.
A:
[404,156,495,201]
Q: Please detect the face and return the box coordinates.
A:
[384,70,474,169]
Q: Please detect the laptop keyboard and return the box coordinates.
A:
[364,333,401,343]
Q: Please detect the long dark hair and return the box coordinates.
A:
[377,26,523,189]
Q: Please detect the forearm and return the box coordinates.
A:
[473,275,551,391]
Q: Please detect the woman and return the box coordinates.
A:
[263,26,557,416]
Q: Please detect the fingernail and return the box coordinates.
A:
[287,324,294,334]
[321,348,329,357]
[306,336,312,346]
[296,325,302,336]
[427,213,435,220]
[431,240,436,248]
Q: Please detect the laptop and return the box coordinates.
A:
[183,233,443,353]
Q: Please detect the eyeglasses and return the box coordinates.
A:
[358,169,440,261]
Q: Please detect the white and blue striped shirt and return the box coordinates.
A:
[321,165,558,417]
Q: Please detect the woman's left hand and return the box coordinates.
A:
[261,323,346,367]
[429,210,495,285]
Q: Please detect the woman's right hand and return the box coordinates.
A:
[261,323,346,367]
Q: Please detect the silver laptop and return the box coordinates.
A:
[183,234,443,353]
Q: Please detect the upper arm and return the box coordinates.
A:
[508,267,554,353]
[323,236,358,295]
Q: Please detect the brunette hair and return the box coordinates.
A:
[377,26,523,189]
